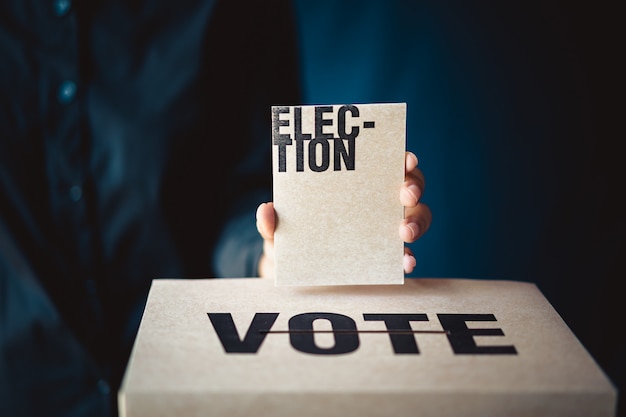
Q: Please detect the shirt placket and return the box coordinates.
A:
[45,0,112,405]
[47,0,101,346]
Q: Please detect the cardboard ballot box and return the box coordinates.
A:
[118,278,617,417]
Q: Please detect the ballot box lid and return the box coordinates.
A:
[118,278,617,417]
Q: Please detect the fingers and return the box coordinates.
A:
[401,177,423,207]
[401,152,425,208]
[400,152,431,274]
[401,151,431,243]
[400,202,432,243]
[256,202,276,278]
[403,246,417,274]
[258,151,431,278]
[256,202,276,240]
[405,151,418,172]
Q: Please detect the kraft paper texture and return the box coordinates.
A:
[271,103,406,286]
[118,278,617,417]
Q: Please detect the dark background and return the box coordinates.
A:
[293,1,624,414]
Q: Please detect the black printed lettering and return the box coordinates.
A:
[338,105,359,140]
[363,313,429,354]
[289,312,359,355]
[437,314,518,355]
[208,312,518,356]
[272,107,291,173]
[294,106,310,172]
[208,312,279,353]
[273,104,367,173]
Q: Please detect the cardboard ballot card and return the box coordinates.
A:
[118,278,617,417]
[272,103,406,286]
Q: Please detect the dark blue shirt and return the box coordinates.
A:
[0,1,300,415]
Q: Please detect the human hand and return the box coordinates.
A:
[399,151,432,273]
[256,151,432,278]
[255,201,276,279]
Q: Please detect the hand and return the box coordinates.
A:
[255,201,276,278]
[256,151,432,278]
[399,151,432,273]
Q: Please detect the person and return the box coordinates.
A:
[0,1,431,416]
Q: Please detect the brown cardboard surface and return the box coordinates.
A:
[119,278,617,417]
[271,103,406,286]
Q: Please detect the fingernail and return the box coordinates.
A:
[403,253,417,272]
[402,183,421,205]
[406,222,420,240]
[406,152,418,169]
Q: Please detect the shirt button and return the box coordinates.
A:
[57,80,77,104]
[53,0,71,17]
[69,185,83,202]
